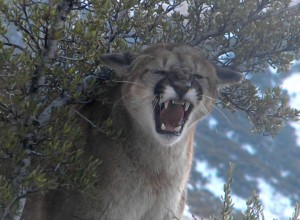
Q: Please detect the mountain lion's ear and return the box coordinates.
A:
[216,67,243,87]
[100,52,136,77]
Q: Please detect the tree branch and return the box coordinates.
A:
[3,43,24,51]
[37,95,71,126]
[29,0,74,94]
[190,3,300,45]
[37,74,99,126]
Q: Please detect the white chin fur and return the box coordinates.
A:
[156,134,182,147]
[151,127,185,147]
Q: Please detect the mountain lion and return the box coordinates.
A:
[21,43,242,220]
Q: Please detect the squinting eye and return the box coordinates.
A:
[153,70,166,75]
[193,74,203,79]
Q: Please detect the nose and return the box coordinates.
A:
[172,81,192,99]
[172,80,192,90]
[171,72,193,98]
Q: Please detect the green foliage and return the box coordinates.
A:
[0,0,300,218]
[243,191,264,220]
[215,164,300,220]
[221,163,235,220]
[220,81,300,135]
[290,203,300,220]
[0,176,14,216]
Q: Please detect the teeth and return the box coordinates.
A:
[159,96,163,106]
[160,99,191,110]
[164,100,169,109]
[161,123,182,132]
[174,126,181,132]
[172,100,185,105]
[185,101,190,111]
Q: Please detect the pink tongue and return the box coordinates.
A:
[160,104,184,131]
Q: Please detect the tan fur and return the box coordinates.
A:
[21,43,242,220]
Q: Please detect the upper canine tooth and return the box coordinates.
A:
[164,100,169,109]
[185,101,190,111]
[159,94,163,105]
[161,123,166,130]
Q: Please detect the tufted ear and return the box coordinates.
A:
[215,66,243,87]
[100,52,136,78]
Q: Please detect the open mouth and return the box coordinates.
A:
[154,98,193,136]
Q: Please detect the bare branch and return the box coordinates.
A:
[37,95,71,126]
[3,43,24,51]
[37,74,99,126]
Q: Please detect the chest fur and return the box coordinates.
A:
[79,126,193,219]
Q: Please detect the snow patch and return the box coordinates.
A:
[183,205,203,220]
[226,131,235,139]
[195,160,224,196]
[183,204,192,218]
[208,117,218,129]
[195,160,246,210]
[281,73,300,146]
[245,175,255,181]
[257,178,295,219]
[231,195,247,211]
[268,65,278,74]
[241,143,257,155]
[188,183,194,191]
[280,170,291,178]
[290,122,300,146]
[282,73,300,109]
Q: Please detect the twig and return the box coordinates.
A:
[71,107,106,134]
[3,43,24,51]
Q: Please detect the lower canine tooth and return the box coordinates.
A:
[161,123,166,130]
[174,126,181,132]
[164,100,169,109]
[185,102,190,111]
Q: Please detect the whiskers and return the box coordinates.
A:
[199,102,211,117]
[200,94,234,128]
[151,96,159,119]
[114,91,157,111]
[111,79,146,107]
[111,80,145,87]
[186,94,234,131]
[141,94,157,110]
[113,92,132,108]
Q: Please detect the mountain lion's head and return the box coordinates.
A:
[101,43,242,146]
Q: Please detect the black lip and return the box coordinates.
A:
[153,99,193,136]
